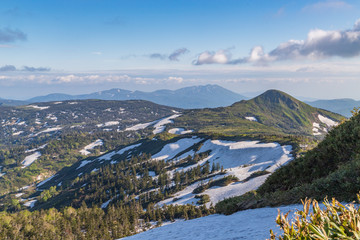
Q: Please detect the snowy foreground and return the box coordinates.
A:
[119,204,301,240]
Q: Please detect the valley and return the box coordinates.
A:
[0,87,349,239]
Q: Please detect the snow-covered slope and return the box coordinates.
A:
[119,204,301,240]
[157,139,292,206]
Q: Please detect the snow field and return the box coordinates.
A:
[119,204,302,240]
[158,139,292,206]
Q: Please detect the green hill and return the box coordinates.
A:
[174,90,343,136]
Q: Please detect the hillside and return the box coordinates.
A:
[215,110,360,215]
[0,99,178,195]
[0,99,178,145]
[173,90,343,136]
[11,133,293,211]
[27,85,246,109]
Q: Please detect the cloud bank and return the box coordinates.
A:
[0,65,51,72]
[0,28,26,43]
[194,19,360,65]
[149,48,189,61]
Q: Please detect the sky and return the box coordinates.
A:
[1,0,360,100]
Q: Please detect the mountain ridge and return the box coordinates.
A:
[173,89,343,136]
[27,84,247,109]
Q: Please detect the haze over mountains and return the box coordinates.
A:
[27,85,247,109]
[1,84,359,117]
[305,99,360,118]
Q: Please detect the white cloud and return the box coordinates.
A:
[193,49,232,65]
[193,19,360,66]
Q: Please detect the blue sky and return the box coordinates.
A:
[1,0,360,99]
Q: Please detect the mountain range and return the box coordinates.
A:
[27,84,247,109]
[1,85,360,117]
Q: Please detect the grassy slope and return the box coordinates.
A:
[174,90,343,136]
[216,112,360,215]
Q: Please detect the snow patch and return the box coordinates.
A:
[80,139,103,155]
[25,143,48,153]
[32,127,62,136]
[98,143,142,161]
[12,131,24,136]
[76,160,92,170]
[152,137,203,161]
[168,128,194,135]
[97,121,120,127]
[125,121,157,131]
[101,199,112,209]
[21,152,41,167]
[28,105,49,110]
[153,114,181,134]
[23,199,37,208]
[37,175,55,187]
[318,114,337,127]
[245,116,258,122]
[15,193,24,198]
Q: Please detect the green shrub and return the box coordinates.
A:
[192,175,239,194]
[195,194,210,205]
[270,195,360,239]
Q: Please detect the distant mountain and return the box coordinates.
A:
[0,98,29,106]
[28,84,247,109]
[173,89,343,136]
[306,98,360,118]
[27,93,74,103]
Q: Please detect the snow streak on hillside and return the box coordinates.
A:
[21,152,42,168]
[119,204,301,240]
[153,114,181,134]
[152,136,202,161]
[79,139,103,155]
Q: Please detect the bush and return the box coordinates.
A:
[192,175,239,194]
[270,195,360,239]
[195,194,210,205]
